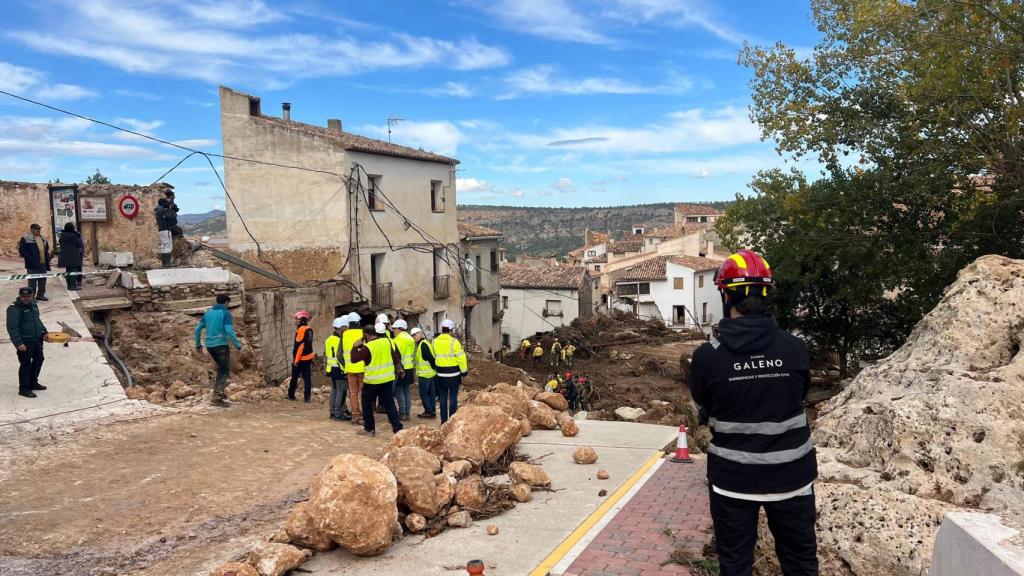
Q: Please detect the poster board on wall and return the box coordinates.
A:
[49,185,78,242]
[79,195,109,222]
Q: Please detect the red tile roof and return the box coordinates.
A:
[457,221,503,239]
[669,255,722,272]
[675,203,722,216]
[500,265,586,290]
[607,239,644,253]
[616,255,722,283]
[644,225,684,238]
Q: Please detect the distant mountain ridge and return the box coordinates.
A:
[179,209,226,236]
[178,209,225,225]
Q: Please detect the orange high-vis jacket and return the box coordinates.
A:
[294,325,315,364]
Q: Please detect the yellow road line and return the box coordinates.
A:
[529,450,665,576]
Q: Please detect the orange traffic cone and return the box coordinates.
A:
[671,423,693,463]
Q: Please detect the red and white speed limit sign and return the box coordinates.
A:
[118,194,140,219]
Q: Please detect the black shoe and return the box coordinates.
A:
[339,414,353,421]
[330,415,344,421]
[304,398,311,403]
[18,391,37,398]
[288,396,296,401]
[32,384,47,391]
[211,398,230,408]
[356,429,376,437]
[36,295,48,301]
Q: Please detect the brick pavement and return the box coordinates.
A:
[562,456,712,576]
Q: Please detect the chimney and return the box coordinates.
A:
[327,118,342,133]
[282,102,291,121]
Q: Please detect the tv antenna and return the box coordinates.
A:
[387,115,405,143]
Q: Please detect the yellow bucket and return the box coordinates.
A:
[45,332,71,344]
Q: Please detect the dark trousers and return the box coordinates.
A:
[361,381,403,433]
[709,488,818,576]
[418,375,436,415]
[64,266,82,290]
[288,360,313,401]
[207,345,230,399]
[436,374,461,423]
[329,369,349,417]
[17,339,44,394]
[27,271,46,297]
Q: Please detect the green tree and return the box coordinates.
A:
[84,169,111,185]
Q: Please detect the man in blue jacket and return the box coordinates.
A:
[18,223,51,301]
[195,294,242,407]
[7,287,48,398]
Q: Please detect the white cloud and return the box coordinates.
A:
[457,177,493,194]
[428,81,473,98]
[183,0,286,28]
[603,0,746,44]
[464,0,609,44]
[113,89,163,100]
[0,138,163,158]
[500,65,694,98]
[9,1,510,85]
[170,138,219,148]
[358,120,463,157]
[0,61,96,101]
[553,177,575,193]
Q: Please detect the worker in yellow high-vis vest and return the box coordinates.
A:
[342,312,365,426]
[325,317,351,421]
[391,319,416,421]
[432,318,468,423]
[350,321,404,437]
[411,327,438,419]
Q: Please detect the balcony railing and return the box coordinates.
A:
[372,282,393,309]
[542,308,564,317]
[433,275,450,300]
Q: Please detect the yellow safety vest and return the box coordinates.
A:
[415,339,437,378]
[363,337,397,385]
[521,339,531,349]
[394,330,416,370]
[325,334,341,374]
[342,328,365,374]
[433,333,467,376]
[533,346,543,357]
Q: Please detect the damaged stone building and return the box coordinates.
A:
[219,86,465,335]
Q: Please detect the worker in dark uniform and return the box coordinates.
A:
[288,310,314,402]
[689,249,818,576]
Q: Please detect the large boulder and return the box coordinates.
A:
[471,391,529,420]
[440,405,522,464]
[490,382,536,404]
[246,542,309,576]
[382,446,443,518]
[528,401,559,430]
[285,502,335,552]
[536,391,569,412]
[307,454,398,557]
[433,473,456,511]
[508,462,551,487]
[454,474,488,511]
[210,563,259,576]
[809,256,1024,573]
[384,426,445,457]
[614,406,646,422]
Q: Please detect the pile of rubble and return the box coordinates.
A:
[550,313,687,352]
[209,380,600,575]
[756,255,1024,576]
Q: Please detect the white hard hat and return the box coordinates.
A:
[374,322,387,335]
[376,313,390,324]
[348,312,361,324]
[441,319,455,330]
[332,316,347,329]
[393,319,408,330]
[410,327,423,336]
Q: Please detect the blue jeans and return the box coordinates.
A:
[418,375,436,415]
[328,368,348,417]
[395,370,413,416]
[436,374,461,423]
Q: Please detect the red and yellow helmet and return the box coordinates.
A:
[714,249,774,291]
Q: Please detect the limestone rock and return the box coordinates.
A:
[472,391,529,419]
[307,453,398,557]
[489,382,535,404]
[443,459,474,479]
[433,473,455,511]
[572,446,598,464]
[405,513,427,533]
[125,386,148,401]
[510,482,533,503]
[382,446,443,518]
[486,524,499,535]
[508,462,551,488]
[285,502,335,552]
[519,418,532,437]
[536,391,569,412]
[555,410,573,428]
[614,406,646,422]
[440,405,521,464]
[447,510,473,528]
[597,470,609,480]
[560,419,579,437]
[147,390,165,404]
[528,400,559,430]
[385,425,445,457]
[210,562,259,576]
[246,542,308,576]
[172,385,197,399]
[454,475,488,511]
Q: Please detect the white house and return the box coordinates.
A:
[612,255,723,328]
[499,265,591,348]
[458,220,503,354]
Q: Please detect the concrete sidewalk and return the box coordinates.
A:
[298,420,679,576]
[0,259,142,438]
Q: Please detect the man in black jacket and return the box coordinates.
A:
[7,287,48,398]
[18,223,51,301]
[689,249,817,576]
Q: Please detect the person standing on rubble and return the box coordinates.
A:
[520,337,531,361]
[412,327,438,419]
[195,294,242,407]
[155,198,173,268]
[342,313,365,426]
[326,316,351,421]
[391,319,416,421]
[288,310,315,402]
[550,337,562,368]
[689,249,818,576]
[532,342,544,365]
[433,319,467,423]
[350,321,404,436]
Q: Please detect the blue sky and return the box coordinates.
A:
[0,0,821,214]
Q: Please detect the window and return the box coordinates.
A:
[702,302,708,323]
[475,254,483,293]
[593,280,599,290]
[370,253,384,286]
[431,180,444,212]
[502,296,509,310]
[368,175,382,210]
[433,311,446,335]
[639,282,651,295]
[633,227,644,235]
[490,250,499,272]
[673,277,684,290]
[502,333,510,348]
[698,274,704,289]
[594,265,601,272]
[492,298,500,320]
[586,250,596,257]
[544,299,563,316]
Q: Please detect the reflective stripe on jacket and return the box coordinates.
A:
[394,330,416,370]
[432,333,467,376]
[342,328,365,374]
[416,339,437,378]
[325,334,341,373]
[363,337,397,385]
[294,325,314,363]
